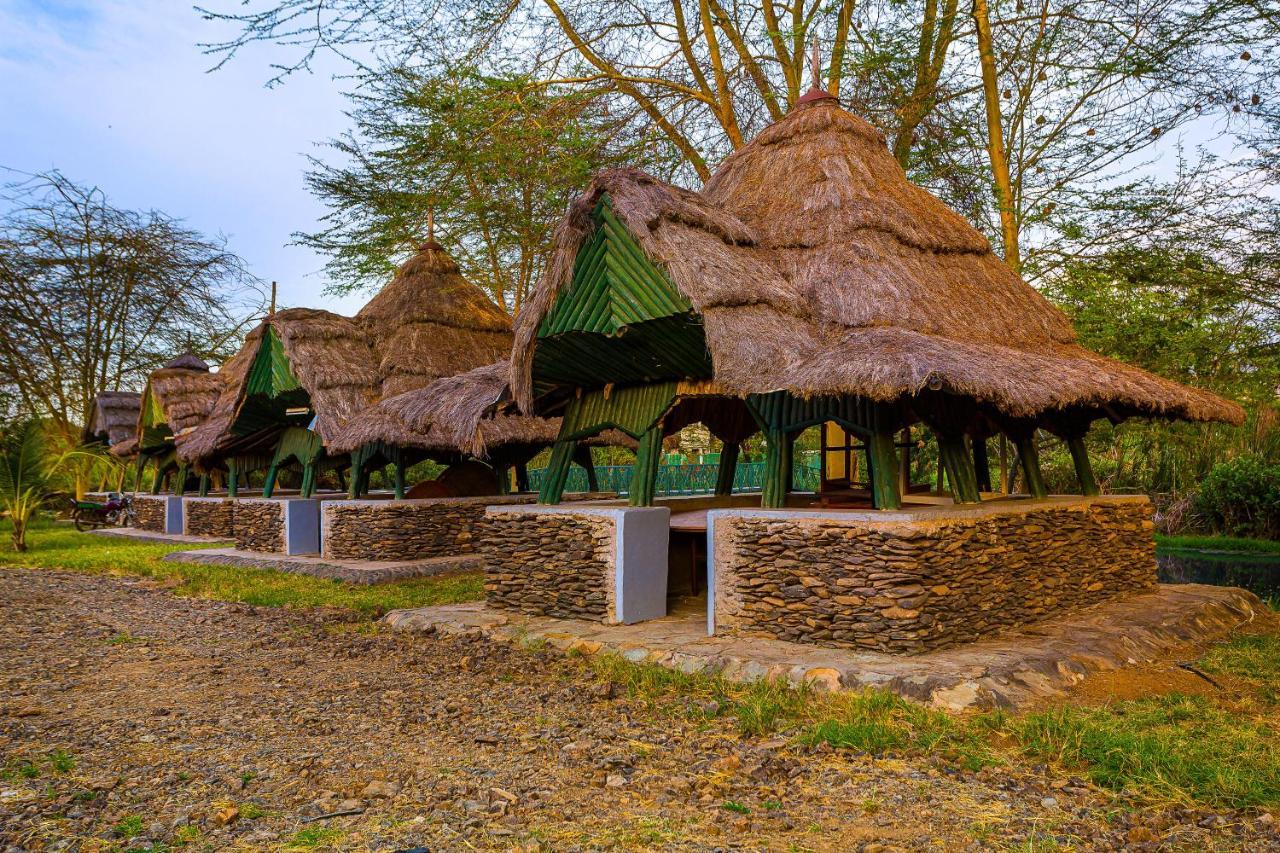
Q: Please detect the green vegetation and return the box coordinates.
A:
[587,631,1280,810]
[1156,533,1280,555]
[287,827,344,849]
[112,814,145,837]
[0,519,482,614]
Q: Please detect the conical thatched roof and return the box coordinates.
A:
[84,391,141,447]
[176,308,381,465]
[330,362,560,458]
[357,241,513,399]
[136,353,222,453]
[512,95,1242,426]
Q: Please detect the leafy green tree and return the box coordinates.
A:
[301,67,673,309]
[0,420,50,551]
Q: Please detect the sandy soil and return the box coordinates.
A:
[1,567,1275,851]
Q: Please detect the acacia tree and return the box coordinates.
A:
[0,171,262,445]
[301,66,672,308]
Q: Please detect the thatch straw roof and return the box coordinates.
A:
[109,435,138,458]
[139,354,223,448]
[176,308,381,464]
[512,95,1242,426]
[84,391,141,447]
[330,362,560,458]
[357,241,513,398]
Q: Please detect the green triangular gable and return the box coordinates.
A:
[245,326,303,397]
[230,326,311,439]
[539,195,692,337]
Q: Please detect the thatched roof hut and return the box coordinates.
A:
[84,391,141,448]
[510,89,1242,508]
[512,96,1241,425]
[176,309,381,466]
[135,354,222,456]
[357,241,513,399]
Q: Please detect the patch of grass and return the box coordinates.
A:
[0,519,482,615]
[1001,694,1280,808]
[1199,632,1280,684]
[112,814,145,838]
[287,827,344,849]
[46,748,75,773]
[237,801,268,819]
[1155,533,1280,555]
[172,825,204,846]
[3,758,39,780]
[721,800,750,813]
[108,631,141,645]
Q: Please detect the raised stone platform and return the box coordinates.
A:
[88,527,232,546]
[384,584,1266,710]
[163,547,482,585]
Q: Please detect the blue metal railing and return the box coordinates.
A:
[527,461,821,497]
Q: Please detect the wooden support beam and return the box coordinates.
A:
[515,461,530,493]
[538,439,577,505]
[262,461,279,498]
[630,426,663,507]
[495,464,511,496]
[715,442,740,496]
[973,436,992,493]
[393,454,406,500]
[198,473,210,497]
[762,428,792,508]
[174,464,188,497]
[938,433,981,504]
[227,460,239,498]
[347,453,360,499]
[1013,431,1048,498]
[897,428,911,496]
[868,429,903,510]
[572,444,599,493]
[300,462,316,498]
[1066,435,1099,496]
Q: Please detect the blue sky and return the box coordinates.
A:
[0,0,368,315]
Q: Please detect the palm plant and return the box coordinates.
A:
[0,420,50,552]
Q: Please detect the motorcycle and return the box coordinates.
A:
[69,493,136,531]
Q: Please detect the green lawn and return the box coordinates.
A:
[1156,533,1280,556]
[0,518,482,614]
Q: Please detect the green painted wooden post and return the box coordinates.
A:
[495,464,511,496]
[198,473,210,497]
[572,445,599,493]
[973,437,992,493]
[761,428,792,508]
[175,464,188,496]
[1013,432,1048,499]
[300,462,316,498]
[630,425,663,507]
[227,460,239,498]
[1066,435,1099,496]
[347,453,360,499]
[715,442,740,496]
[538,440,577,505]
[515,461,530,493]
[262,461,279,498]
[938,433,981,504]
[393,455,406,499]
[867,430,903,510]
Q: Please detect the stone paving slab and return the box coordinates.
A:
[163,547,483,585]
[88,527,232,547]
[384,584,1267,710]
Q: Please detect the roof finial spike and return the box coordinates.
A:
[269,280,277,317]
[811,37,821,91]
[427,205,434,243]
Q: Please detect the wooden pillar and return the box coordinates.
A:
[762,428,792,509]
[393,454,406,500]
[1012,430,1048,498]
[515,461,530,493]
[227,459,239,498]
[972,436,992,493]
[715,442,740,496]
[300,462,316,498]
[937,433,981,504]
[897,429,911,496]
[1066,434,1099,496]
[347,453,360,499]
[198,472,210,497]
[629,426,663,507]
[572,445,599,493]
[495,463,511,496]
[262,461,279,498]
[174,464,188,496]
[538,439,577,505]
[868,429,903,510]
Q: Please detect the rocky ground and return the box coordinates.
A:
[1,566,1276,851]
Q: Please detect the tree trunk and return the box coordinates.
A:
[972,0,1021,271]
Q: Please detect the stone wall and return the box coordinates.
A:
[132,495,167,532]
[321,496,535,562]
[482,510,616,621]
[712,496,1156,655]
[183,498,234,538]
[233,500,286,553]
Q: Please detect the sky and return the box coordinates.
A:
[0,0,368,315]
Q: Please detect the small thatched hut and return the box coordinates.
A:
[132,354,223,494]
[176,308,381,497]
[511,87,1243,509]
[84,391,141,449]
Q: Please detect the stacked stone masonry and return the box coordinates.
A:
[322,496,537,562]
[482,511,615,621]
[233,500,287,553]
[131,496,166,532]
[184,499,234,538]
[714,498,1157,655]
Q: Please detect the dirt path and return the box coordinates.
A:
[0,567,1265,851]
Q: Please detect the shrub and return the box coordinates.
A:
[1194,456,1280,539]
